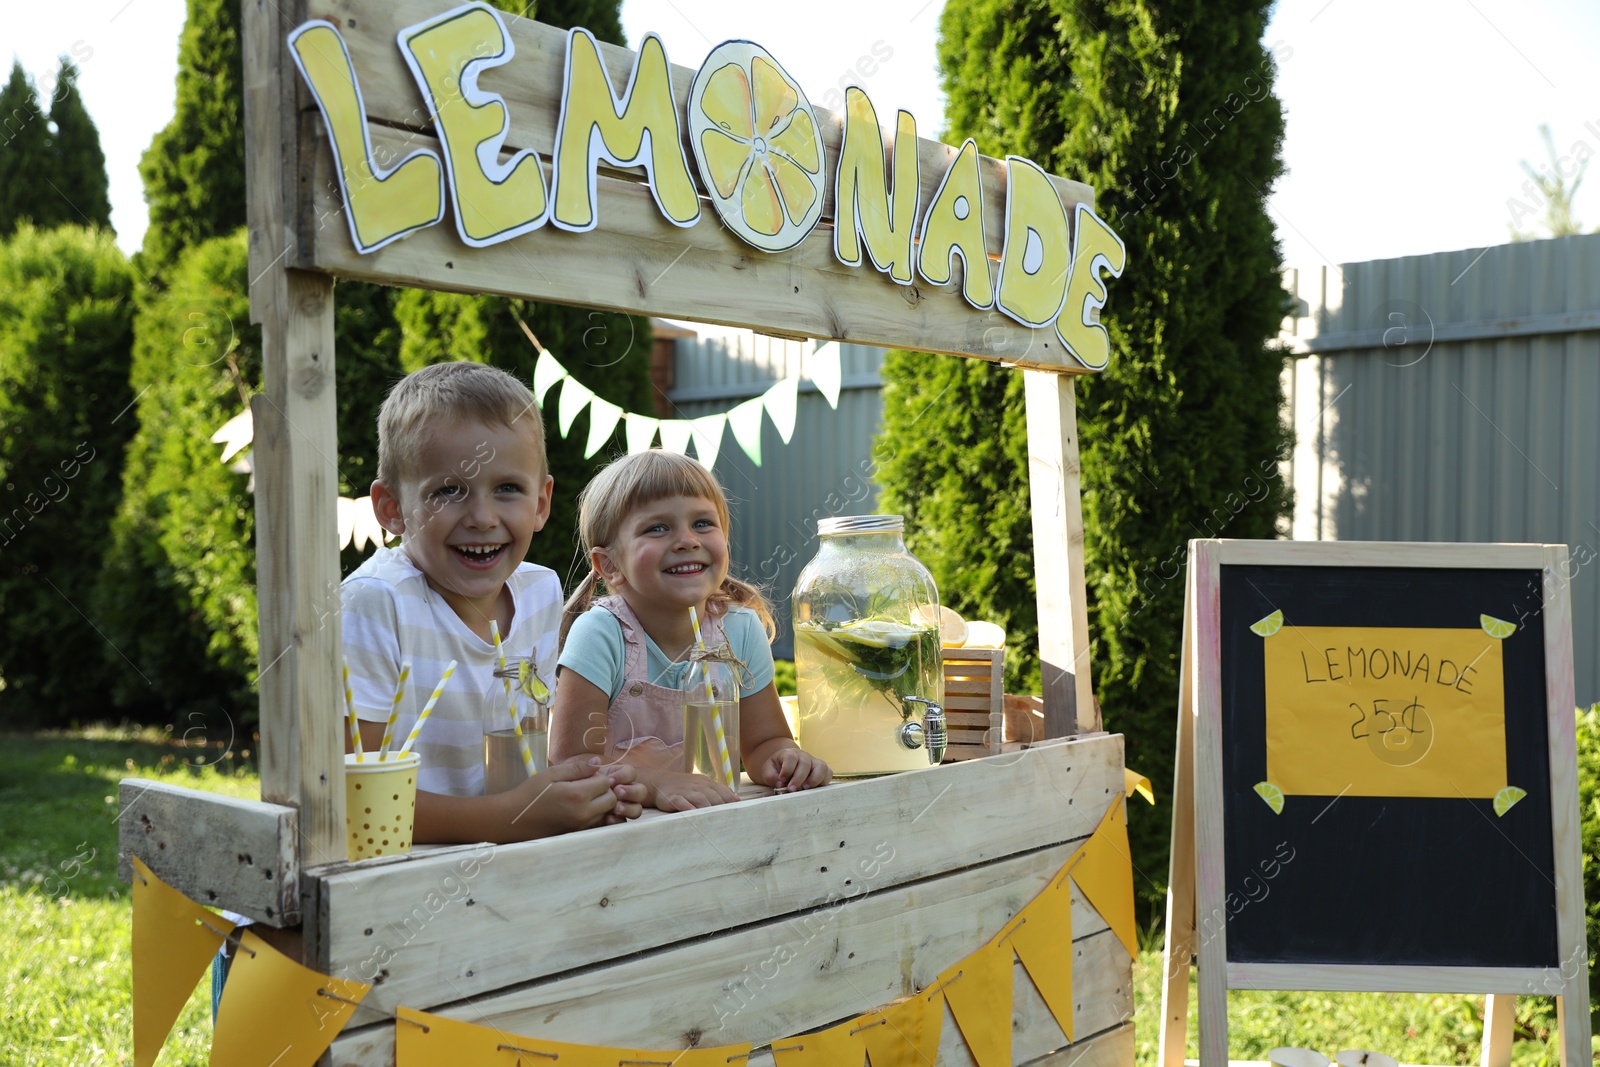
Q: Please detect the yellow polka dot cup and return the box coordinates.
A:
[344,752,419,861]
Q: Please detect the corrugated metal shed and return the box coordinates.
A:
[1281,233,1600,704]
[666,333,888,658]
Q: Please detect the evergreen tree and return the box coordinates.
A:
[137,0,245,280]
[46,59,113,232]
[0,63,52,238]
[0,225,136,723]
[876,0,1292,910]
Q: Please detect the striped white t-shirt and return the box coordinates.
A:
[342,546,562,796]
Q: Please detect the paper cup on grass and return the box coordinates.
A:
[344,751,419,860]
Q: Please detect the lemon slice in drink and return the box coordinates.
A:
[911,605,968,647]
[1253,781,1285,814]
[1250,610,1284,637]
[1493,786,1526,816]
[1481,614,1517,639]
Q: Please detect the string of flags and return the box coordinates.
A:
[129,777,1150,1067]
[531,340,843,469]
[211,341,845,553]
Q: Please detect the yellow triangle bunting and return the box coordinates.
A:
[936,940,1012,1067]
[1007,880,1075,1042]
[210,930,370,1066]
[771,1017,867,1067]
[859,990,943,1067]
[132,856,235,1067]
[1071,797,1138,958]
[393,1006,750,1067]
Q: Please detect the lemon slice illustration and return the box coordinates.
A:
[688,42,826,252]
[1250,610,1284,637]
[1253,781,1285,814]
[1493,786,1527,816]
[1481,614,1517,639]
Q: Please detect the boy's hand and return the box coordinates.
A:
[569,755,647,824]
[640,768,740,812]
[760,747,832,793]
[502,757,628,836]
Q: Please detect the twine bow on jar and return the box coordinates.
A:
[686,641,754,689]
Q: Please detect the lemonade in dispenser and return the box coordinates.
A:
[792,515,946,775]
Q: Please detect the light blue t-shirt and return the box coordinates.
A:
[559,604,775,701]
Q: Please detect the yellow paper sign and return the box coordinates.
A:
[132,856,235,1067]
[1262,624,1507,798]
[834,88,920,283]
[211,930,369,1067]
[938,940,1012,1067]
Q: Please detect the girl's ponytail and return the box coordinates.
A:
[710,575,776,641]
[558,569,600,649]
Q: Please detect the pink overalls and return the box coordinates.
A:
[596,595,727,771]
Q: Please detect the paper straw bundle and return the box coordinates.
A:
[399,659,456,756]
[689,607,735,788]
[344,662,364,762]
[491,621,535,776]
[378,660,410,760]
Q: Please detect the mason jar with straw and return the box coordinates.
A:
[483,622,549,793]
[683,607,738,789]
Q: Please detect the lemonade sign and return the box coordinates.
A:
[286,2,1126,371]
[1255,612,1524,805]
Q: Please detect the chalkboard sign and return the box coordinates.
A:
[1159,540,1590,1067]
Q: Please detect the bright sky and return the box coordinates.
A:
[8,0,1600,275]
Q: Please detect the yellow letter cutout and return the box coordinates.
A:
[398,3,549,247]
[834,87,920,284]
[995,156,1072,328]
[1055,204,1126,371]
[288,21,444,254]
[916,138,994,308]
[552,29,701,232]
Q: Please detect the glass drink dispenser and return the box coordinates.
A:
[792,515,946,776]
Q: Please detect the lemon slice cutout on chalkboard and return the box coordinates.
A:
[1250,610,1284,637]
[1493,786,1527,816]
[1481,614,1517,639]
[1253,781,1285,814]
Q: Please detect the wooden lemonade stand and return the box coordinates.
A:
[118,2,1136,1063]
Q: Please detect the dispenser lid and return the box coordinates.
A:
[817,514,904,535]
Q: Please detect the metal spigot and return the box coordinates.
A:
[898,695,947,765]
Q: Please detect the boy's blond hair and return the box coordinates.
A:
[376,361,546,487]
[560,450,775,645]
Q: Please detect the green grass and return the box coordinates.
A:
[0,728,1590,1065]
[0,726,260,1067]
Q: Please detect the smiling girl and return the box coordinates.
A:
[550,449,831,811]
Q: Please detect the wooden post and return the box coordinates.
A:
[1481,995,1514,1067]
[1157,563,1198,1067]
[1025,369,1098,736]
[242,0,346,867]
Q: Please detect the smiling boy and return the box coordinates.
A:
[343,361,645,842]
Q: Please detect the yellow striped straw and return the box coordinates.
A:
[689,607,734,788]
[399,660,456,756]
[492,621,535,776]
[379,660,410,761]
[344,662,363,763]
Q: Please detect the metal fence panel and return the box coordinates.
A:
[1282,233,1600,704]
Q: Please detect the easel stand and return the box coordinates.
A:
[1158,540,1591,1067]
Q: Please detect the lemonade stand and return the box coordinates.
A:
[117,2,1136,1063]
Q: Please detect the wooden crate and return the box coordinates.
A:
[941,647,1005,761]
